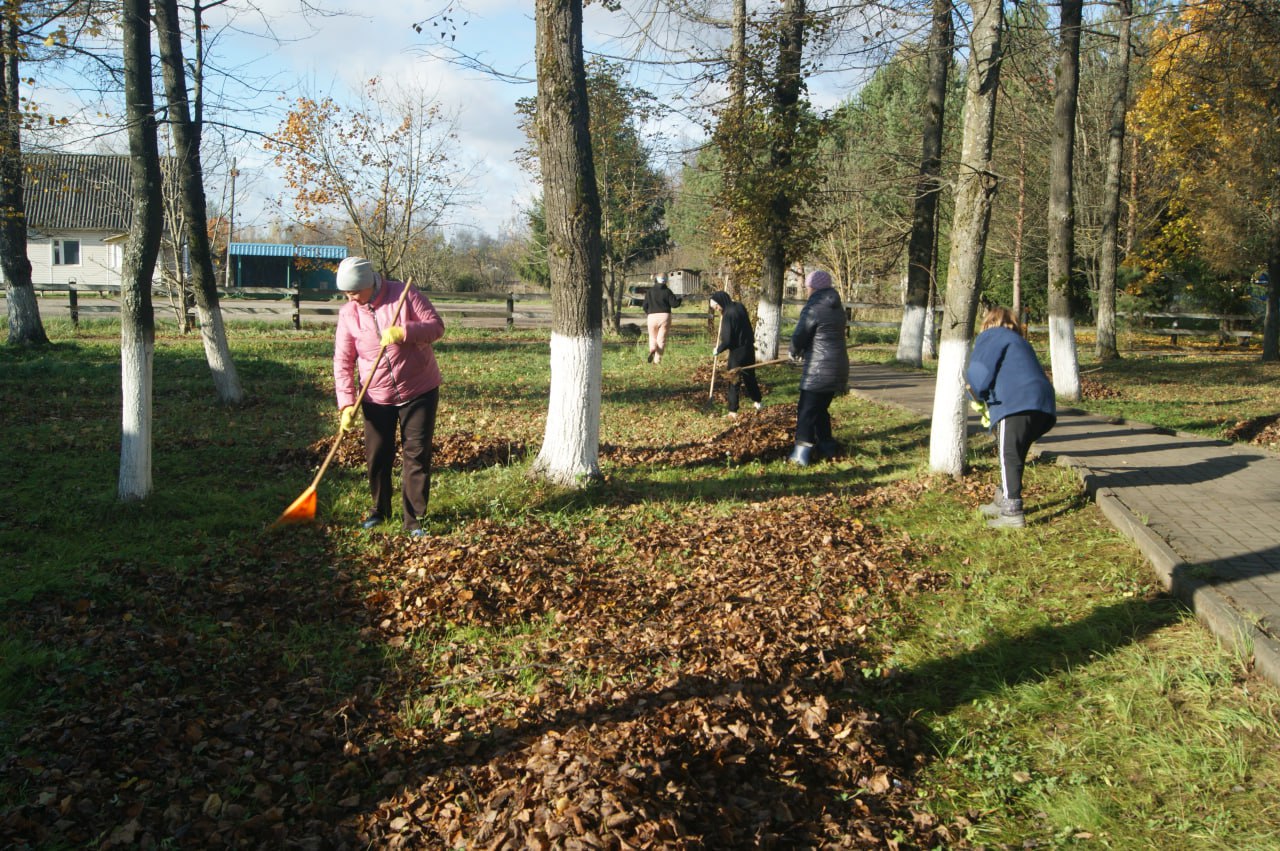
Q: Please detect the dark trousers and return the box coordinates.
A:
[726,346,762,412]
[996,411,1055,501]
[363,388,439,531]
[795,389,835,445]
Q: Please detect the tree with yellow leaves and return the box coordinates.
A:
[1134,0,1280,361]
[266,79,471,280]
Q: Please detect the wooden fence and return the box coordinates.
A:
[9,284,1259,344]
[18,284,563,330]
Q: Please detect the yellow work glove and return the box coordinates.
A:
[339,405,358,433]
[969,399,991,429]
[380,326,406,346]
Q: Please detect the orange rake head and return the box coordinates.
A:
[270,486,317,529]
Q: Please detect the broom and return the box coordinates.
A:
[270,278,413,528]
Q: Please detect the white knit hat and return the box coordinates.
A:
[336,257,379,292]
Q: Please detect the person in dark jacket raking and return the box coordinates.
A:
[709,290,763,417]
[788,270,849,465]
[643,273,682,363]
[964,306,1056,528]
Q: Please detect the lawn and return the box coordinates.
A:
[2,317,1279,849]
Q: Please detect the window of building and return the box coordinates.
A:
[52,239,81,266]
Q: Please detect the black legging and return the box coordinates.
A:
[725,346,762,412]
[996,410,1055,501]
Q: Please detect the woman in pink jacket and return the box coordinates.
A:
[333,257,445,538]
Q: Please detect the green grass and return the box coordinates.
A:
[4,318,1280,847]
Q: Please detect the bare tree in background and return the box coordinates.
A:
[155,0,243,403]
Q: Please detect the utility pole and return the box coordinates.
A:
[224,158,237,288]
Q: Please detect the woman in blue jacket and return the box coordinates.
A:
[788,270,848,465]
[965,306,1056,528]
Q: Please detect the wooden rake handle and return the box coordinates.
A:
[726,356,794,376]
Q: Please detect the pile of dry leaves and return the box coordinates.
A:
[1224,413,1280,450]
[349,484,955,848]
[276,431,530,473]
[1,484,964,849]
[3,369,973,849]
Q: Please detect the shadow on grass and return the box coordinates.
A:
[883,595,1185,720]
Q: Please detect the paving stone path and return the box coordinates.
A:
[848,361,1280,686]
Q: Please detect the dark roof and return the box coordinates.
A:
[229,242,348,260]
[23,153,144,232]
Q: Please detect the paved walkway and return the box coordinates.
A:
[847,362,1280,686]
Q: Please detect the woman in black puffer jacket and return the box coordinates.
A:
[788,269,848,465]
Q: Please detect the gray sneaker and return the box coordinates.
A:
[978,486,1006,517]
[987,498,1025,529]
[987,511,1026,529]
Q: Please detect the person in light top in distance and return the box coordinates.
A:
[642,273,682,363]
[333,256,444,538]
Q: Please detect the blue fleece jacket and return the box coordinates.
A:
[965,327,1056,429]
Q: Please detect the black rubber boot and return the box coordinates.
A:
[815,438,840,460]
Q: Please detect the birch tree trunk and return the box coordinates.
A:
[0,7,46,347]
[531,0,604,486]
[119,0,164,501]
[154,0,243,403]
[1095,0,1132,363]
[929,0,1004,476]
[898,0,952,367]
[1047,0,1083,401]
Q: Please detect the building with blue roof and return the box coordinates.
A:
[227,242,348,289]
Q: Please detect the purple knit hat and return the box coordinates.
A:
[805,269,833,290]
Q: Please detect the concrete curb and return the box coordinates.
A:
[1051,452,1280,684]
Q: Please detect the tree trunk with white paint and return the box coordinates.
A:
[155,0,244,404]
[929,0,1005,476]
[0,13,46,347]
[1047,0,1082,402]
[1095,0,1131,363]
[898,0,952,367]
[118,0,164,501]
[755,296,783,362]
[755,0,806,362]
[756,250,784,362]
[531,0,604,486]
